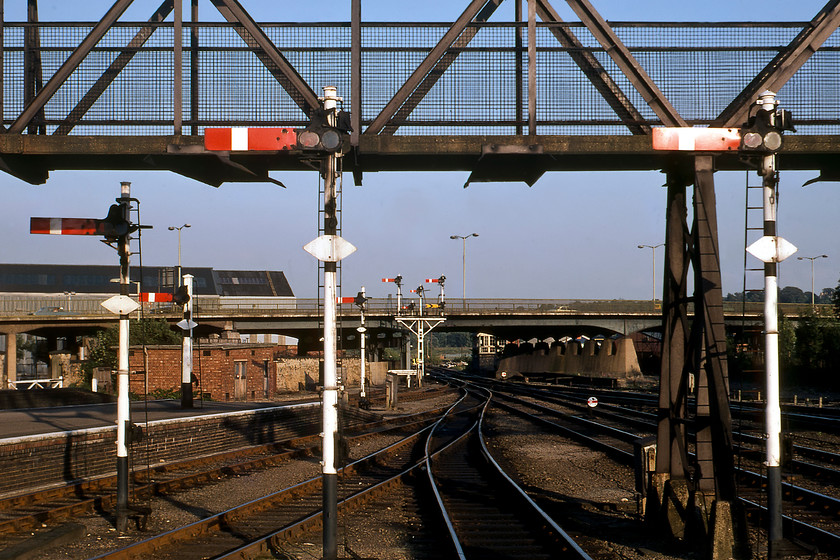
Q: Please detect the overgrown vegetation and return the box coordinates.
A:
[81,319,181,387]
[729,279,840,390]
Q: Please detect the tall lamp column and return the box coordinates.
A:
[450,233,479,302]
[638,243,664,309]
[168,223,191,286]
[797,254,828,307]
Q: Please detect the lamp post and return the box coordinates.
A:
[450,233,479,301]
[797,254,828,307]
[637,243,664,309]
[168,223,191,286]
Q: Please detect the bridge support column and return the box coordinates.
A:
[650,165,692,531]
[2,331,18,388]
[651,157,747,558]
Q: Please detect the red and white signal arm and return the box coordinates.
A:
[337,296,357,304]
[139,292,174,303]
[425,278,440,283]
[587,396,599,408]
[204,127,297,151]
[382,278,397,283]
[30,217,107,236]
[652,127,741,152]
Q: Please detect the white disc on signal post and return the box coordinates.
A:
[101,295,140,315]
[587,396,599,408]
[177,319,198,331]
[303,235,357,263]
[746,236,797,263]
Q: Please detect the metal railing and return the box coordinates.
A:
[0,294,827,319]
[6,377,63,390]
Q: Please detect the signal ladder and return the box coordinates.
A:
[317,163,345,385]
[739,171,766,377]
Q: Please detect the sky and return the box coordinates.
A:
[1,0,838,301]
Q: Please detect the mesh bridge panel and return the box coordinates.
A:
[3,20,838,136]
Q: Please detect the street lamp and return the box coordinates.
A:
[637,243,664,309]
[168,224,191,286]
[797,254,828,307]
[450,233,479,301]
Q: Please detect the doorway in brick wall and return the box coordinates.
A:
[234,360,247,400]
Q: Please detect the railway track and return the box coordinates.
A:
[58,382,591,559]
[427,385,590,559]
[455,373,840,556]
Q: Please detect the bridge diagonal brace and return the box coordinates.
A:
[657,167,693,487]
[691,155,735,501]
[9,0,137,134]
[366,0,499,135]
[53,0,175,136]
[209,0,320,116]
[562,0,687,128]
[535,0,649,135]
[714,0,840,128]
[378,0,504,136]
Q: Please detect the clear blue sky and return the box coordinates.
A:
[1,1,837,300]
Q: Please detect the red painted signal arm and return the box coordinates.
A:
[204,128,299,151]
[652,127,741,152]
[31,217,111,236]
[139,293,174,303]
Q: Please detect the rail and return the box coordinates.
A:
[0,294,827,319]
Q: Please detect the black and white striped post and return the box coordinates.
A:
[745,90,797,558]
[302,86,356,560]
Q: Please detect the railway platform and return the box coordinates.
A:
[0,397,316,440]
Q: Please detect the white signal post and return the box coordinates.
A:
[179,274,195,408]
[358,287,367,401]
[115,182,132,532]
[382,275,403,314]
[746,90,794,558]
[300,86,355,560]
[53,181,140,532]
[203,86,353,560]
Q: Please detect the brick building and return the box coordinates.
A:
[128,343,296,401]
[127,343,389,401]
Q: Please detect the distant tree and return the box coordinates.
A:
[779,286,809,304]
[778,313,796,373]
[724,290,763,303]
[818,287,835,305]
[790,309,840,387]
[834,277,840,317]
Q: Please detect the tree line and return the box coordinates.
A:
[728,282,840,389]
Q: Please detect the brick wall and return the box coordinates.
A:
[127,344,388,400]
[0,404,321,497]
[128,343,298,401]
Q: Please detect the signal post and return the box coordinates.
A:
[31,181,144,532]
[207,85,354,560]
